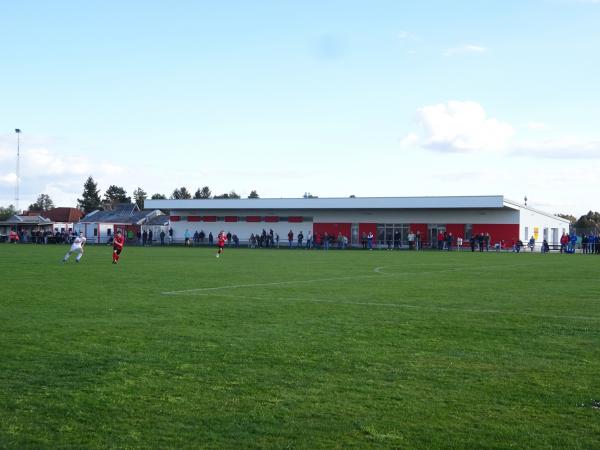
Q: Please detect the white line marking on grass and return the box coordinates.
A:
[162,263,539,295]
[184,292,600,322]
[161,275,368,295]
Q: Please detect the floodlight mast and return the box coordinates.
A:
[15,128,21,212]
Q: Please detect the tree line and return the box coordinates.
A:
[76,176,260,214]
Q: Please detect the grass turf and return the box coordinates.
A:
[0,244,599,449]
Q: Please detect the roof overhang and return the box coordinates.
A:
[146,195,507,211]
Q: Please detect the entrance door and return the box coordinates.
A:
[551,228,558,245]
[350,224,359,247]
[429,224,446,249]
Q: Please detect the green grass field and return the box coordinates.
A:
[1,244,599,449]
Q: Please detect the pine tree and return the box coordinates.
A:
[248,190,259,199]
[133,187,147,209]
[194,186,212,199]
[77,176,102,213]
[171,187,192,199]
[104,185,130,203]
[151,193,167,200]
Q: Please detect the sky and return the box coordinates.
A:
[1,0,599,216]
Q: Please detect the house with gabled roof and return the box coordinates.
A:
[76,203,165,244]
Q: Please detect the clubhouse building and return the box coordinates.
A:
[145,195,570,248]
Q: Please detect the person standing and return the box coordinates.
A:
[298,231,304,248]
[148,229,153,246]
[367,231,373,250]
[288,230,294,248]
[407,230,415,250]
[306,231,312,249]
[112,230,125,264]
[160,230,165,245]
[446,233,453,251]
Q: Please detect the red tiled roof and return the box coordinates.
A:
[41,208,84,222]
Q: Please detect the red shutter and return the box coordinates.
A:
[288,216,303,223]
[264,216,279,222]
[225,216,238,222]
[170,216,180,222]
[188,216,202,222]
[203,216,217,222]
[246,216,261,222]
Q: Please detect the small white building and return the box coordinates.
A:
[76,204,165,244]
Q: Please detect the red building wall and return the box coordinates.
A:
[410,223,428,246]
[472,224,519,247]
[358,223,377,240]
[314,223,351,238]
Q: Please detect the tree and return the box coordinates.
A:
[133,187,147,209]
[248,190,259,199]
[214,190,241,199]
[151,193,167,200]
[556,213,576,224]
[77,176,102,213]
[575,211,600,232]
[104,185,130,204]
[0,204,17,220]
[303,192,318,198]
[194,186,212,199]
[171,187,192,199]
[28,194,55,212]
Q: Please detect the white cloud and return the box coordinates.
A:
[400,132,419,146]
[513,138,600,159]
[0,173,17,185]
[0,140,127,208]
[397,30,420,41]
[527,121,548,130]
[409,101,515,153]
[404,101,600,160]
[444,44,488,56]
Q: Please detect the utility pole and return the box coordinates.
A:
[15,128,21,212]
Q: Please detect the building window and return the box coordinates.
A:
[376,224,409,247]
[464,224,473,240]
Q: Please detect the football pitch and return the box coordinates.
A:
[1,245,599,449]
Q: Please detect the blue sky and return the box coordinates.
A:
[1,0,599,215]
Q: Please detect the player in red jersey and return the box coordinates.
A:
[112,230,125,264]
[216,230,226,258]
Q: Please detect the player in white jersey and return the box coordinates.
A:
[62,232,87,263]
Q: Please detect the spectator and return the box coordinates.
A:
[298,231,304,248]
[160,230,166,245]
[288,230,294,248]
[407,230,415,250]
[528,236,535,252]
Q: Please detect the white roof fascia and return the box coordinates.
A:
[503,198,571,224]
[146,195,506,211]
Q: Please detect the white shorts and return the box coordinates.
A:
[69,244,83,253]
